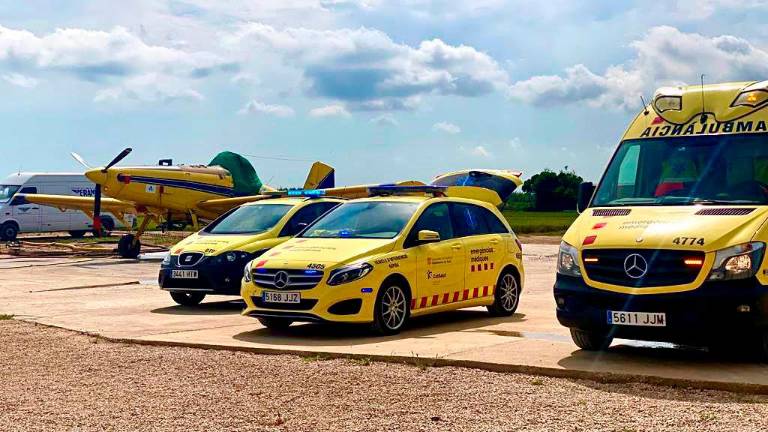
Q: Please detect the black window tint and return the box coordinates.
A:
[451,203,492,237]
[19,187,37,194]
[481,208,509,234]
[280,202,339,237]
[406,203,453,247]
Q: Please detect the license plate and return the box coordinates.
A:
[607,310,666,327]
[172,270,198,279]
[263,291,301,304]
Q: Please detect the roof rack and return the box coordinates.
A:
[368,185,447,197]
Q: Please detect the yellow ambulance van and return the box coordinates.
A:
[556,81,768,358]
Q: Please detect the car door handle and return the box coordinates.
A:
[451,243,462,250]
[489,239,500,244]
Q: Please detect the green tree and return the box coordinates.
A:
[522,168,583,211]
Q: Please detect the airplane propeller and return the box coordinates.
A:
[79,148,132,237]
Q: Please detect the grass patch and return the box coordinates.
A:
[502,210,578,235]
[301,353,333,362]
[349,357,372,366]
[0,314,14,320]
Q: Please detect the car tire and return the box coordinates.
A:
[258,317,294,330]
[570,328,613,351]
[170,291,206,306]
[370,282,410,336]
[69,230,87,238]
[117,234,141,259]
[0,222,19,241]
[756,331,768,363]
[487,269,521,316]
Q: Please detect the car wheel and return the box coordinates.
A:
[570,328,613,351]
[68,230,87,238]
[757,330,768,363]
[487,270,521,316]
[371,283,410,335]
[258,317,294,330]
[0,222,19,241]
[117,234,141,258]
[170,291,206,306]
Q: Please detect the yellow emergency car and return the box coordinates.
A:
[241,186,524,334]
[556,81,768,358]
[159,196,342,306]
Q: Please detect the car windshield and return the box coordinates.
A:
[592,134,768,207]
[204,204,292,234]
[0,185,20,203]
[301,201,419,239]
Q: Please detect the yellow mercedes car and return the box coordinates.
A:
[241,186,524,334]
[159,196,342,306]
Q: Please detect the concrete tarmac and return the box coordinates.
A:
[1,244,767,393]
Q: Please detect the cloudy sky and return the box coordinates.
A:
[2,0,768,186]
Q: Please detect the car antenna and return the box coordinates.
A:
[699,74,708,124]
[639,95,649,115]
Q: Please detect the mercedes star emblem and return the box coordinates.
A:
[274,271,289,289]
[623,253,649,279]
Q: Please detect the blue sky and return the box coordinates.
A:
[2,0,768,186]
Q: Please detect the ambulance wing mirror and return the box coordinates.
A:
[417,230,441,243]
[577,182,595,214]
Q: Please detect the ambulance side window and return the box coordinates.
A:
[404,203,453,248]
[481,209,509,234]
[450,203,492,237]
[280,202,339,237]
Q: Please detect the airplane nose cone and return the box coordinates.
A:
[85,169,107,185]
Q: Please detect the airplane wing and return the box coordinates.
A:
[321,180,426,199]
[17,194,136,214]
[195,195,273,213]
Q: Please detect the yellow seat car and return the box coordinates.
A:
[241,186,524,334]
[159,196,342,306]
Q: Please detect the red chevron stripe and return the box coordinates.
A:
[442,292,449,304]
[420,297,428,308]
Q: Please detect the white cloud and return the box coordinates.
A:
[227,23,509,110]
[509,137,522,150]
[460,144,491,157]
[1,72,38,88]
[432,121,461,134]
[238,100,295,117]
[309,104,351,117]
[93,74,204,103]
[508,26,768,111]
[370,114,398,127]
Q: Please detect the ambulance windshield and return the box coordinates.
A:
[0,185,20,203]
[592,135,768,207]
[301,201,419,239]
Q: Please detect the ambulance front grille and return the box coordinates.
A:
[252,269,324,290]
[582,249,704,288]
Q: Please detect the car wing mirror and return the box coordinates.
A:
[577,182,596,214]
[417,229,441,243]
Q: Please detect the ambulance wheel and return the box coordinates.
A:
[570,328,613,351]
[69,230,87,238]
[0,222,18,241]
[117,234,141,259]
[371,282,410,335]
[170,291,206,306]
[487,270,520,316]
[258,317,293,330]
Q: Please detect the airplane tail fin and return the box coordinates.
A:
[304,161,335,189]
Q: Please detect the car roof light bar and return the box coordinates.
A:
[368,185,448,197]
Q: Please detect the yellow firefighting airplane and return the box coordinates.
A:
[19,147,524,258]
[18,149,339,258]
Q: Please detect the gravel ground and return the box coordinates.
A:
[1,320,767,432]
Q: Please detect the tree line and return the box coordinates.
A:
[509,168,583,212]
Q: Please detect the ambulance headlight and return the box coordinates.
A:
[654,95,682,113]
[732,90,768,108]
[557,241,582,277]
[243,260,253,283]
[709,242,765,281]
[327,263,373,286]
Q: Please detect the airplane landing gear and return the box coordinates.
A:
[118,234,141,259]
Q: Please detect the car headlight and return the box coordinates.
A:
[327,262,373,286]
[708,242,765,281]
[243,260,253,283]
[557,241,582,277]
[161,254,171,266]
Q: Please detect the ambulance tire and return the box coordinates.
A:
[570,328,613,351]
[757,331,768,362]
[0,222,18,241]
[170,291,206,306]
[487,269,520,316]
[258,317,294,330]
[117,234,141,259]
[371,281,410,336]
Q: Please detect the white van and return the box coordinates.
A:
[0,173,127,241]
